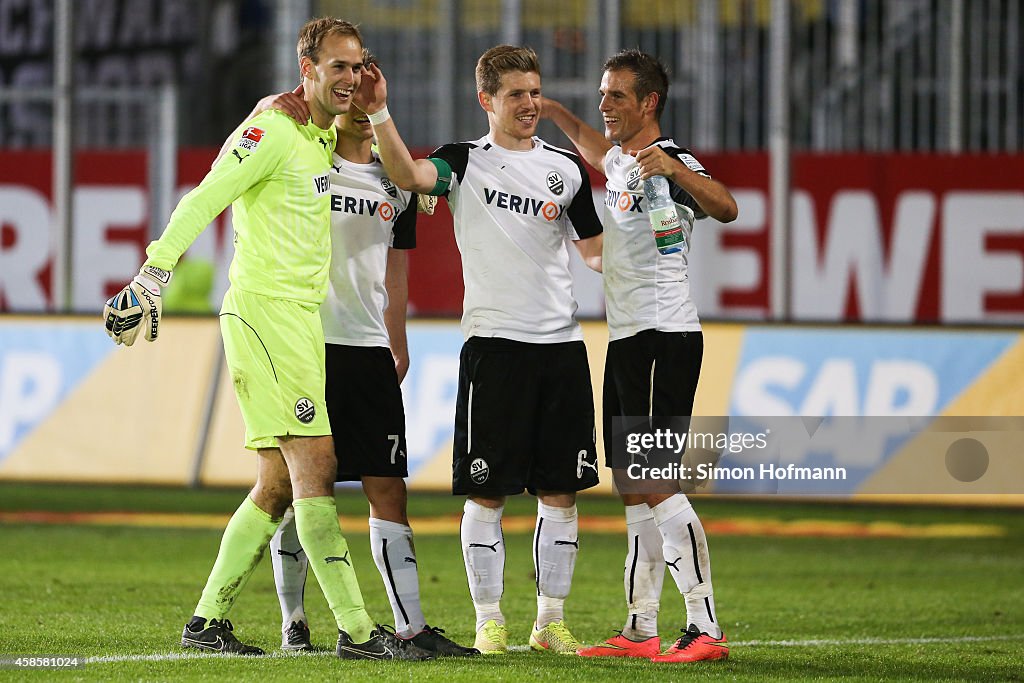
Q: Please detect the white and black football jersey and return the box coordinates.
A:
[320,151,416,347]
[601,138,709,341]
[430,134,603,343]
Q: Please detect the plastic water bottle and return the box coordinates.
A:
[643,175,686,255]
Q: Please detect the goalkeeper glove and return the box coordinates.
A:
[103,265,172,346]
[416,193,437,215]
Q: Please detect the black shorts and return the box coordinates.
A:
[603,329,703,467]
[452,337,599,496]
[324,344,407,481]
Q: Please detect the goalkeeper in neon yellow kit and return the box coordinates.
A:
[102,17,431,661]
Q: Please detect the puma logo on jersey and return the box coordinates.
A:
[232,149,248,164]
[330,195,397,222]
[484,187,564,222]
[606,190,644,214]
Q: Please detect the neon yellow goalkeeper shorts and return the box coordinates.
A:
[219,287,330,449]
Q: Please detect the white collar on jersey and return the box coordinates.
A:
[485,133,540,152]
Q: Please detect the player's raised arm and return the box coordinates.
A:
[540,96,612,172]
[353,63,443,195]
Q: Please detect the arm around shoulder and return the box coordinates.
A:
[541,97,611,171]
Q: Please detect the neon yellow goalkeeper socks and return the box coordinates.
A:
[293,496,375,642]
[194,495,281,621]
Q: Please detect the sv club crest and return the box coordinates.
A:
[546,171,564,196]
[626,166,642,191]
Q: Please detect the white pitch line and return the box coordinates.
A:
[87,651,335,664]
[515,633,1024,652]
[87,634,1024,664]
[734,634,1024,648]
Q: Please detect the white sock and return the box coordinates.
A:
[369,518,426,637]
[461,499,505,630]
[652,493,721,638]
[533,501,578,628]
[270,506,308,629]
[622,503,664,640]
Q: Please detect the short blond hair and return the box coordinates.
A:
[296,17,362,63]
[475,45,541,95]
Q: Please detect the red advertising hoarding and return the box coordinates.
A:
[1,149,1021,323]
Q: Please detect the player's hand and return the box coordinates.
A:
[103,265,172,346]
[679,448,720,494]
[416,193,437,215]
[393,349,410,384]
[675,201,695,253]
[353,62,388,117]
[632,144,676,182]
[254,83,309,125]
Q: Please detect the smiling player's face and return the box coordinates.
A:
[336,106,373,143]
[305,33,364,127]
[599,68,646,145]
[482,70,541,150]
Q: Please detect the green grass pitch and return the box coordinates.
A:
[0,483,1021,681]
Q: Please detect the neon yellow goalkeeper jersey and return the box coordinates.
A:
[144,109,336,305]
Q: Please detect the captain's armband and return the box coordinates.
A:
[427,157,453,196]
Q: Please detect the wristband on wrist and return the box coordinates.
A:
[140,265,172,287]
[367,106,391,125]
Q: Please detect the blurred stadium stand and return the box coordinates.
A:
[0,1,1021,320]
[1,0,1019,151]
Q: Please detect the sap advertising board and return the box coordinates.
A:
[0,320,1020,496]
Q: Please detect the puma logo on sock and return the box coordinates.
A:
[325,551,350,566]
